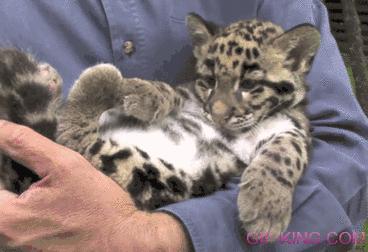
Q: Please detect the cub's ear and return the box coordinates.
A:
[186,13,221,58]
[271,24,321,74]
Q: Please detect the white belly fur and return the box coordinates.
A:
[101,113,296,175]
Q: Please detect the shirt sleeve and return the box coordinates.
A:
[159,0,368,251]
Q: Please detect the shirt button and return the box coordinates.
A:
[123,40,135,56]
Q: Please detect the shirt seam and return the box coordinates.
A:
[128,0,150,77]
[100,0,118,65]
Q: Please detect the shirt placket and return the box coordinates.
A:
[100,0,148,77]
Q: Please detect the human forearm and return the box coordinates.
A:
[108,211,191,252]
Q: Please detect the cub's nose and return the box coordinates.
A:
[211,100,229,117]
[210,100,236,125]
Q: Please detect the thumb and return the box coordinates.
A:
[0,120,68,178]
[0,190,17,205]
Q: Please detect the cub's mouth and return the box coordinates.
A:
[205,110,256,133]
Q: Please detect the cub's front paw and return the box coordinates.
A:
[237,170,293,242]
[122,94,163,123]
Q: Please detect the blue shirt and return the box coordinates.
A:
[1,1,368,251]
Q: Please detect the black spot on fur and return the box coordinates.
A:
[127,168,147,197]
[242,63,260,76]
[0,49,38,86]
[100,149,132,174]
[192,168,218,196]
[220,44,225,53]
[288,115,302,129]
[252,48,260,58]
[204,59,215,70]
[89,138,105,155]
[284,157,291,166]
[159,159,174,171]
[245,48,252,60]
[273,139,281,145]
[235,47,243,55]
[17,83,52,113]
[178,117,201,134]
[100,155,117,174]
[236,159,247,170]
[254,36,263,45]
[245,26,254,33]
[287,169,294,177]
[244,34,252,41]
[296,158,301,170]
[291,141,302,155]
[213,140,231,152]
[228,41,238,47]
[265,27,277,34]
[167,176,187,196]
[261,149,268,155]
[265,166,292,188]
[7,94,26,124]
[135,147,150,159]
[143,163,166,191]
[143,163,159,178]
[112,149,133,160]
[269,152,281,163]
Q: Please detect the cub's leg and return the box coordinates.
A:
[98,79,184,134]
[0,48,62,193]
[57,64,124,154]
[237,114,310,240]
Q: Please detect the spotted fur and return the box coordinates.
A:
[187,13,319,239]
[0,14,320,242]
[58,64,247,210]
[0,48,62,193]
[57,14,320,240]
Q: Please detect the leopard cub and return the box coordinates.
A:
[57,13,320,241]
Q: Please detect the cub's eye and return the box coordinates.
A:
[274,81,294,95]
[240,79,256,90]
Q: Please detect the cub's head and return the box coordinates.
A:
[186,13,320,133]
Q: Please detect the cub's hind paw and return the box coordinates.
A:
[69,64,124,103]
[79,63,123,82]
[237,173,292,242]
[36,63,63,97]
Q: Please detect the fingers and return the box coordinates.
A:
[0,120,66,178]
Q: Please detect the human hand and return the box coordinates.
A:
[0,120,190,251]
